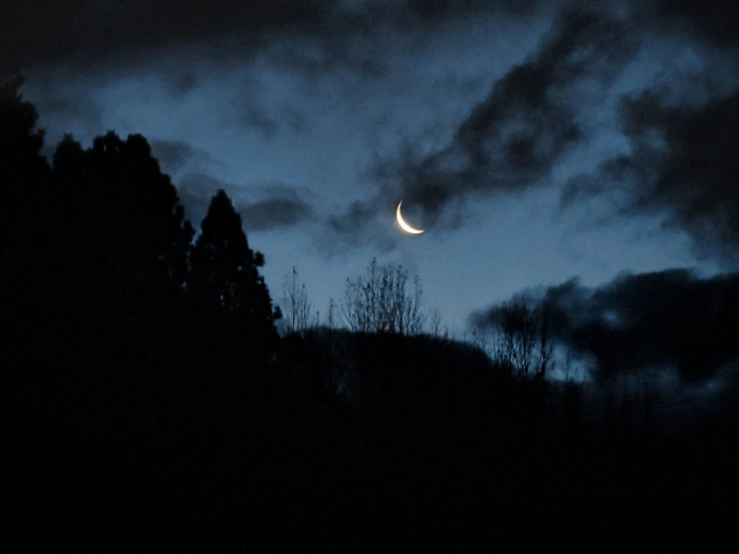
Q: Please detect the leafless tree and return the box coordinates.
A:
[341,258,425,336]
[493,293,554,381]
[280,266,317,336]
[428,304,444,338]
[326,297,336,330]
[561,348,578,384]
[469,321,493,357]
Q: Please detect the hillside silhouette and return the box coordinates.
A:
[3,74,739,552]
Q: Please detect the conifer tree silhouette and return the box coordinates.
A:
[0,74,49,185]
[189,189,280,359]
[76,131,195,289]
[1,74,49,257]
[1,74,51,368]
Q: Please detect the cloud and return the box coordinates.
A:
[12,0,735,257]
[175,172,226,225]
[176,172,314,231]
[634,0,739,50]
[562,87,739,266]
[241,105,280,139]
[235,186,315,231]
[149,139,220,174]
[471,268,739,382]
[230,97,306,139]
[32,88,102,130]
[321,2,737,251]
[17,79,105,156]
[326,4,640,242]
[3,0,335,73]
[3,0,546,77]
[404,0,541,19]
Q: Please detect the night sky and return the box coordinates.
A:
[5,0,738,374]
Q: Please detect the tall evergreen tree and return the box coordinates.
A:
[0,74,51,366]
[79,131,195,289]
[0,74,49,187]
[45,131,195,295]
[2,76,58,513]
[189,189,280,355]
[1,74,50,259]
[37,130,196,371]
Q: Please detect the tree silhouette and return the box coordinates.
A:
[0,74,49,185]
[427,304,447,339]
[493,293,554,381]
[326,297,337,330]
[50,132,195,290]
[84,131,194,287]
[1,74,51,372]
[1,74,49,254]
[341,257,425,335]
[280,265,318,336]
[189,189,280,357]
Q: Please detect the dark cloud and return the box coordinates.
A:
[149,139,219,174]
[325,195,397,251]
[262,0,546,79]
[282,108,307,134]
[405,0,541,19]
[2,0,335,72]
[263,35,388,81]
[634,0,739,50]
[216,71,310,138]
[240,105,280,139]
[318,1,739,252]
[11,0,735,256]
[19,81,105,156]
[3,0,544,76]
[161,72,200,97]
[176,172,227,225]
[177,172,314,231]
[232,102,306,139]
[33,90,102,131]
[327,4,639,240]
[320,190,403,257]
[237,197,313,232]
[471,269,739,382]
[562,88,739,266]
[235,186,315,231]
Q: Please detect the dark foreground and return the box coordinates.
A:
[7,332,739,552]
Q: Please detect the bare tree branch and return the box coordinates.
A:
[493,293,554,381]
[281,265,314,336]
[340,258,425,336]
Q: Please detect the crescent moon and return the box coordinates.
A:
[396,202,424,234]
